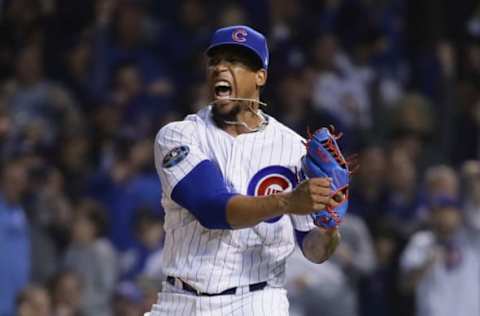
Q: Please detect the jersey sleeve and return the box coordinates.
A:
[290,214,316,231]
[154,121,209,198]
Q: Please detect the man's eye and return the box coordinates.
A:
[208,59,219,66]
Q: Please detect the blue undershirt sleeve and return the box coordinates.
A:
[295,229,310,252]
[171,160,237,229]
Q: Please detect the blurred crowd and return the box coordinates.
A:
[0,0,480,316]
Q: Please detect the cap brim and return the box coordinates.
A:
[205,42,266,69]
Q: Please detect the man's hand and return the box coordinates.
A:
[284,178,341,215]
[226,177,340,229]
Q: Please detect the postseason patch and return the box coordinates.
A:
[163,146,190,168]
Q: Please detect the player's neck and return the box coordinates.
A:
[223,105,263,136]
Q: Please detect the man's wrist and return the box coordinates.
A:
[227,194,291,229]
[324,228,341,257]
[274,192,293,215]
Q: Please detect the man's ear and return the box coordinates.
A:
[255,69,267,87]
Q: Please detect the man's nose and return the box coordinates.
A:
[211,60,230,72]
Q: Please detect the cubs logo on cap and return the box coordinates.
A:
[206,25,269,69]
[247,166,298,223]
[232,28,248,42]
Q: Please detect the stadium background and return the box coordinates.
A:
[1,0,480,315]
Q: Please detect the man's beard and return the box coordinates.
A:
[211,102,242,127]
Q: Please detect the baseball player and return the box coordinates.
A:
[147,25,346,315]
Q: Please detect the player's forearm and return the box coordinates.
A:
[302,227,341,264]
[226,193,291,229]
[226,178,335,229]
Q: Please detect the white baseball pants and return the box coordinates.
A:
[145,281,289,316]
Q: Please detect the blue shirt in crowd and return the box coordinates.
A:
[0,194,30,316]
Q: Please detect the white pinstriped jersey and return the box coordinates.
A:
[153,105,316,294]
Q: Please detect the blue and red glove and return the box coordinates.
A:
[301,127,351,229]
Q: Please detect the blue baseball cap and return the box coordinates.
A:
[206,25,269,70]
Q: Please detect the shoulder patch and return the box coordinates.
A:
[163,146,190,168]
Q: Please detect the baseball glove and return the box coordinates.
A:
[301,126,353,229]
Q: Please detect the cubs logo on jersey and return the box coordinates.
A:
[247,166,298,223]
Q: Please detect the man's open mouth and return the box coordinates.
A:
[214,80,232,99]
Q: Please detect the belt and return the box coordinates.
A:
[166,276,267,296]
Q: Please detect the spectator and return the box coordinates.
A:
[0,0,46,78]
[388,93,435,166]
[30,166,74,253]
[16,285,51,316]
[91,0,173,101]
[215,2,249,28]
[157,0,210,86]
[384,147,423,237]
[400,196,480,316]
[349,145,388,228]
[112,281,143,316]
[268,0,306,67]
[57,134,94,200]
[0,161,30,316]
[88,137,162,251]
[61,35,96,112]
[311,32,373,130]
[271,69,344,140]
[423,165,459,200]
[3,43,84,156]
[48,270,83,316]
[109,61,175,135]
[120,209,165,281]
[410,165,461,234]
[63,199,117,316]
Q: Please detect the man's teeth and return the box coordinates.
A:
[215,81,231,88]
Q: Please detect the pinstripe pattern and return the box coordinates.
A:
[150,106,316,314]
[148,286,289,316]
